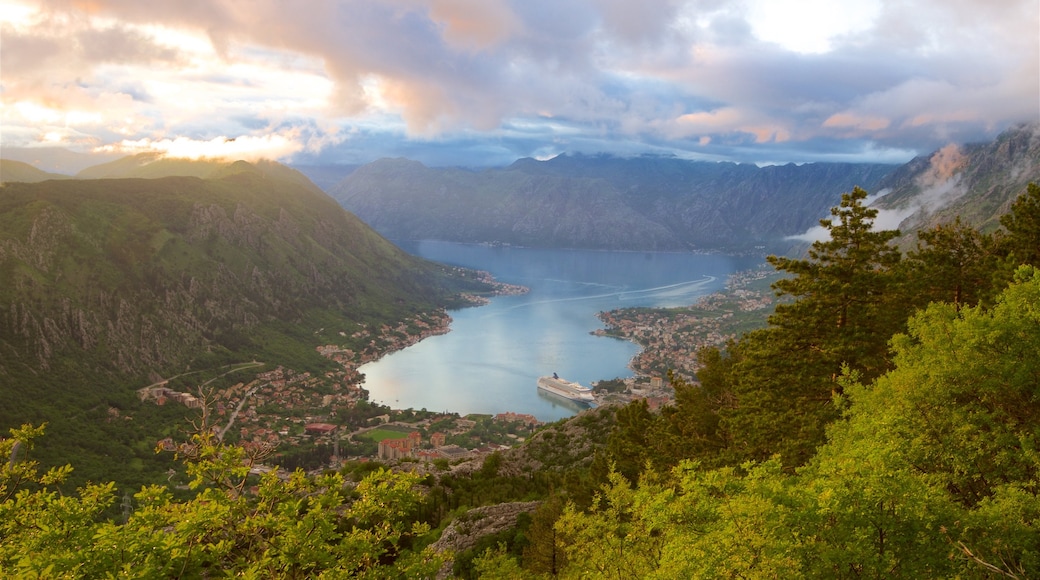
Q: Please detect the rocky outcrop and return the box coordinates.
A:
[496,405,617,476]
[430,501,541,579]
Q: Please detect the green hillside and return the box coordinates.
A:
[0,159,490,487]
[74,152,230,180]
[0,159,71,183]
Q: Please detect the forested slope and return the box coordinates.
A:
[0,159,490,488]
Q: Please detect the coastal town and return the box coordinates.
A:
[595,266,779,381]
[140,267,780,471]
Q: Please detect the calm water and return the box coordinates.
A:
[360,241,761,421]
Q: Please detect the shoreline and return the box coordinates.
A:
[391,238,771,259]
[329,278,530,400]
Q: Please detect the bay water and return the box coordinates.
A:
[360,241,762,421]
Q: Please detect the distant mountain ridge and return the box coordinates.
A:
[0,159,71,183]
[331,155,895,251]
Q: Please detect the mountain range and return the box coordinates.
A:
[330,155,894,252]
[327,124,1040,253]
[2,123,1037,488]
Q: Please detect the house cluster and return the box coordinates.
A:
[596,306,734,377]
[493,412,540,427]
[137,386,203,408]
[377,430,472,461]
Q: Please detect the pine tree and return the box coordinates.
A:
[766,186,902,380]
[521,494,568,576]
[714,187,903,467]
[901,217,995,311]
[999,182,1040,267]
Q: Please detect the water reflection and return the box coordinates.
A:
[360,242,762,421]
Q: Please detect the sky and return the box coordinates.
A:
[1,0,1038,171]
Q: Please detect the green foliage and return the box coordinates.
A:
[554,470,665,579]
[473,544,529,579]
[767,186,904,379]
[0,423,445,578]
[653,368,731,470]
[593,378,627,393]
[998,182,1040,267]
[602,399,654,483]
[837,266,1040,508]
[901,216,996,310]
[539,264,1040,579]
[522,493,568,576]
[452,518,532,580]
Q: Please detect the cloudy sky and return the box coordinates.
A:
[2,0,1038,170]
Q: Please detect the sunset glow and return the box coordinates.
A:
[1,0,1037,168]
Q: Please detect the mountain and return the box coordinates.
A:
[291,163,361,192]
[0,159,71,183]
[874,123,1040,239]
[75,152,237,179]
[0,158,489,486]
[1,146,122,174]
[331,156,895,252]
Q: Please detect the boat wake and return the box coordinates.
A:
[492,276,717,313]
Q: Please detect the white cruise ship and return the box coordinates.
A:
[537,373,595,404]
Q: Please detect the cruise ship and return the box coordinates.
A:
[537,373,595,405]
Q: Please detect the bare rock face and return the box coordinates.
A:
[430,501,541,579]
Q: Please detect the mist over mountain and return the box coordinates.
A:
[872,123,1040,240]
[331,155,894,252]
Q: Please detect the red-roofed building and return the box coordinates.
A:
[304,423,337,435]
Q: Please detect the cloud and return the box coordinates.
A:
[1,0,1036,168]
[420,0,521,51]
[823,113,891,132]
[96,133,307,161]
[787,142,975,243]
